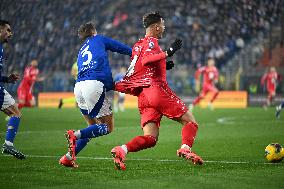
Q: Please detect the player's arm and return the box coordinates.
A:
[141,39,182,66]
[0,73,20,83]
[36,76,45,82]
[195,67,205,81]
[141,52,166,66]
[103,36,132,56]
[261,74,267,85]
[71,63,78,79]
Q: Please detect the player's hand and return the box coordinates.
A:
[166,60,175,70]
[37,76,45,82]
[166,39,182,57]
[7,73,20,83]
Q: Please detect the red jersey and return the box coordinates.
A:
[195,66,218,86]
[261,71,279,91]
[18,66,39,89]
[116,36,167,95]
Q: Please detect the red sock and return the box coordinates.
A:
[181,122,198,147]
[126,135,157,152]
[210,91,219,103]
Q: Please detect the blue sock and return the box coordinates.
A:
[281,102,284,109]
[5,116,20,143]
[80,124,109,139]
[75,138,90,155]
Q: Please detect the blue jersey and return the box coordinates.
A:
[77,35,132,91]
[0,43,8,85]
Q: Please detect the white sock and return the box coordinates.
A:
[65,152,72,160]
[121,144,128,154]
[74,130,81,139]
[181,144,191,151]
[5,140,13,146]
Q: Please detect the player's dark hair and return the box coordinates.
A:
[143,12,163,28]
[0,20,10,27]
[78,22,96,40]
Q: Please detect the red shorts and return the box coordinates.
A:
[138,84,188,127]
[201,84,218,96]
[267,87,276,96]
[17,87,34,104]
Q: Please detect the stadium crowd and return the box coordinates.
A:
[0,0,282,93]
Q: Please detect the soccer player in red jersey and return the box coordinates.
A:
[190,58,219,110]
[17,59,44,109]
[111,12,203,170]
[261,66,280,107]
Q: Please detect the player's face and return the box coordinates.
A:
[0,24,12,43]
[208,59,215,67]
[31,60,38,67]
[156,19,165,39]
[270,67,276,73]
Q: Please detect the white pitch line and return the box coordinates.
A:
[4,154,274,165]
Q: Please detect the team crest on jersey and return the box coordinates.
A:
[148,42,155,49]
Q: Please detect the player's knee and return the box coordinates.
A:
[180,111,196,125]
[5,104,22,118]
[145,135,157,148]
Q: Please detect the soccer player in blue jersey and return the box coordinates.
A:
[113,67,126,112]
[0,20,26,159]
[59,22,132,167]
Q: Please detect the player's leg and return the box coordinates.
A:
[1,88,25,159]
[275,101,284,118]
[157,84,203,165]
[17,88,26,109]
[192,86,207,107]
[174,111,203,165]
[111,91,161,170]
[111,121,159,170]
[118,92,125,112]
[60,81,112,167]
[26,94,36,108]
[71,113,113,158]
[113,91,119,113]
[208,86,219,110]
[266,89,275,107]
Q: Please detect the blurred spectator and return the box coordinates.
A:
[0,0,282,93]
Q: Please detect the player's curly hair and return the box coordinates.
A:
[78,22,96,40]
[0,20,10,27]
[143,12,164,28]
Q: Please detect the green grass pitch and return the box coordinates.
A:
[0,107,284,189]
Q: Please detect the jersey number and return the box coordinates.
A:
[81,45,92,66]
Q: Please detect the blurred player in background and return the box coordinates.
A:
[190,58,219,110]
[0,20,25,159]
[275,101,284,119]
[113,67,126,112]
[17,59,44,109]
[59,21,132,168]
[261,67,280,108]
[111,12,203,171]
[58,60,78,109]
